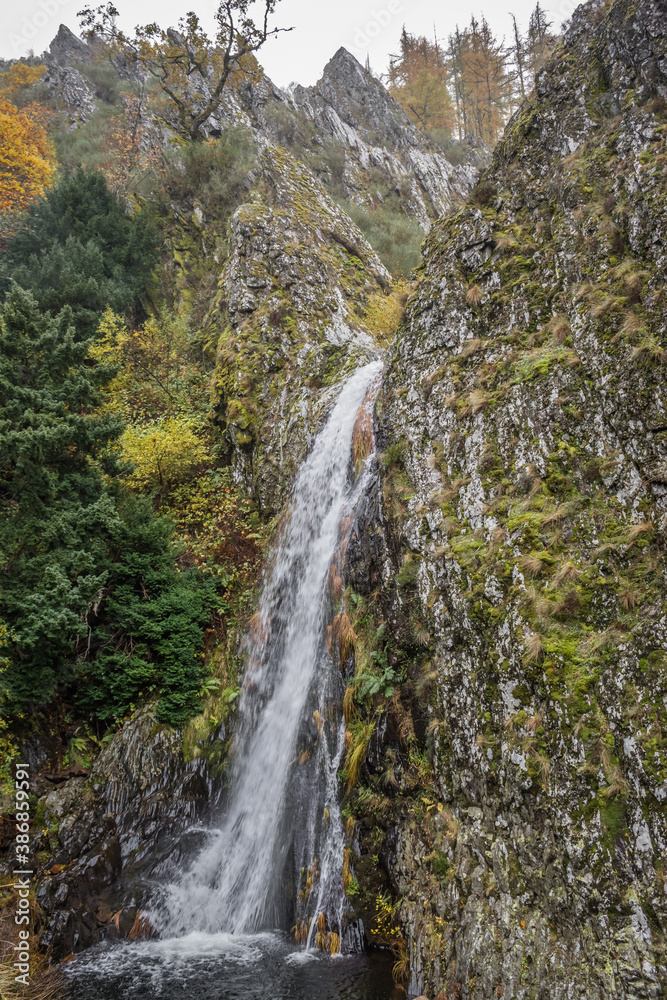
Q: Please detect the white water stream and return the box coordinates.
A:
[157,361,382,942]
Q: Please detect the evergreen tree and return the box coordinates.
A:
[78,495,216,725]
[0,287,123,710]
[0,168,158,338]
[0,287,215,724]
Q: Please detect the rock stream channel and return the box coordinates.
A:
[65,361,394,997]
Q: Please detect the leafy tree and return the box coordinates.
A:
[99,93,164,197]
[0,64,46,105]
[79,0,292,140]
[0,99,55,222]
[121,417,210,492]
[0,167,158,337]
[388,29,454,133]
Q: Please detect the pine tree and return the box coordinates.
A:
[0,168,158,338]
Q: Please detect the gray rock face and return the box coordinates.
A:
[43,25,97,124]
[46,23,93,67]
[208,141,388,512]
[27,711,216,957]
[290,47,482,228]
[347,0,667,996]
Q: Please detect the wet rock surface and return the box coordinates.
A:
[355,0,667,995]
[10,712,216,959]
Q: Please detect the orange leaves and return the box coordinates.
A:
[0,64,46,104]
[0,99,55,219]
[99,94,164,197]
[388,29,454,132]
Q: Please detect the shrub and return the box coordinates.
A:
[121,417,210,492]
[337,199,424,277]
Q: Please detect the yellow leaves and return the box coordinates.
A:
[0,98,55,220]
[90,309,130,365]
[0,64,46,104]
[121,416,210,491]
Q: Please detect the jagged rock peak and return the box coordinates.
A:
[322,46,370,82]
[46,24,92,66]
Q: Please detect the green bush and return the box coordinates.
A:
[337,198,424,277]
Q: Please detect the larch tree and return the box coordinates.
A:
[527,3,557,81]
[78,0,292,141]
[388,28,454,133]
[451,17,511,146]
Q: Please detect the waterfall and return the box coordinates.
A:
[157,360,382,944]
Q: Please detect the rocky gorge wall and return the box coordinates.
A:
[344,0,667,996]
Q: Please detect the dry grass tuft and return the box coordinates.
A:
[523,632,543,663]
[343,686,356,724]
[624,521,653,548]
[520,554,545,578]
[0,897,68,1000]
[461,337,484,357]
[345,721,376,789]
[466,283,484,306]
[553,560,582,587]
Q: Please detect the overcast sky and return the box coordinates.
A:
[2,0,580,87]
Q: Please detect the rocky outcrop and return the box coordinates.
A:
[22,712,216,958]
[42,25,97,124]
[290,48,482,227]
[41,26,481,227]
[348,0,667,996]
[208,142,392,512]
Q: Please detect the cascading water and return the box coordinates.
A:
[155,360,382,946]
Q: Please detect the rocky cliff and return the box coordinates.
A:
[346,0,667,996]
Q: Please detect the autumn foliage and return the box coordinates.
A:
[388,30,454,132]
[0,99,55,218]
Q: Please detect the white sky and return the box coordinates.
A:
[2,0,579,87]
